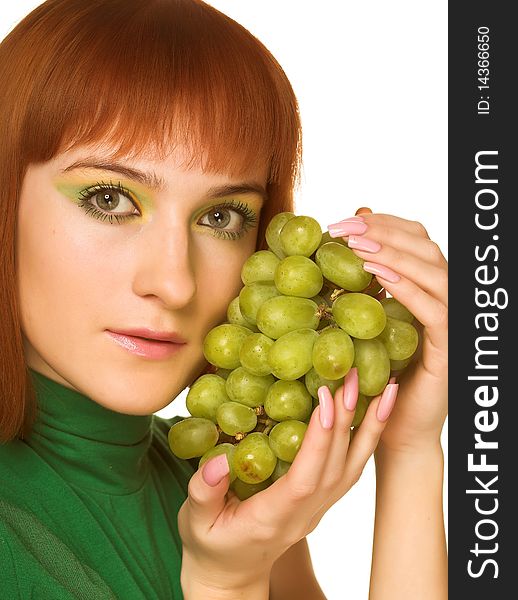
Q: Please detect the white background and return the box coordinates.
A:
[1,2,447,598]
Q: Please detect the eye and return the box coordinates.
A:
[76,181,141,224]
[80,183,139,215]
[198,206,245,232]
[196,200,257,240]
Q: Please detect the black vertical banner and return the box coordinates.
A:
[449,2,517,597]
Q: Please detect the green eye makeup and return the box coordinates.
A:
[54,177,260,240]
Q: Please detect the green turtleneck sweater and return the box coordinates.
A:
[0,369,195,599]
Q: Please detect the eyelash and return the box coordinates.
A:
[76,181,259,240]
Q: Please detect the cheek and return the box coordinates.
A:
[16,201,118,338]
[194,236,257,329]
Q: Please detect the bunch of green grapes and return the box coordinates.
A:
[168,212,419,500]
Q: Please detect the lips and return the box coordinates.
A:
[107,328,187,344]
[105,328,187,360]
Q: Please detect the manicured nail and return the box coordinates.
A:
[328,221,368,237]
[317,386,335,430]
[339,215,365,222]
[348,236,381,253]
[376,384,399,422]
[202,454,230,487]
[343,368,359,411]
[363,262,401,283]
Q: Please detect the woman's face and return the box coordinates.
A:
[17,143,267,414]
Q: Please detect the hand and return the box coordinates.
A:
[178,369,399,593]
[328,208,448,454]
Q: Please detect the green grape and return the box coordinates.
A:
[239,282,280,325]
[304,367,343,400]
[239,332,274,376]
[332,293,386,339]
[186,374,230,422]
[274,255,323,298]
[268,328,318,380]
[230,477,272,500]
[214,368,233,380]
[315,242,372,292]
[269,420,307,463]
[241,250,280,285]
[203,323,252,369]
[319,230,347,248]
[216,401,257,436]
[352,394,370,428]
[227,296,259,331]
[271,459,291,482]
[279,215,322,257]
[199,443,237,482]
[265,212,296,259]
[256,296,320,339]
[264,379,312,421]
[233,432,277,484]
[377,316,419,360]
[312,327,355,380]
[353,338,390,396]
[225,367,275,408]
[168,417,218,459]
[390,357,412,373]
[380,297,414,323]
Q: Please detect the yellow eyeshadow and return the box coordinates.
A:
[53,177,154,213]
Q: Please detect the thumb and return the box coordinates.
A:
[186,454,230,526]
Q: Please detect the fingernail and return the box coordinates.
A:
[202,454,230,487]
[317,386,335,430]
[376,384,399,422]
[348,236,381,253]
[340,215,365,222]
[363,262,401,283]
[328,221,368,237]
[343,368,359,411]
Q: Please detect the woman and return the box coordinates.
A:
[0,1,448,598]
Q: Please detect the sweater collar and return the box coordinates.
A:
[26,369,153,495]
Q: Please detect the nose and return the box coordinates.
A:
[131,224,197,310]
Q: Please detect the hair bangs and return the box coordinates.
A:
[19,0,301,187]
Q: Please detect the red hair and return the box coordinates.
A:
[0,0,302,442]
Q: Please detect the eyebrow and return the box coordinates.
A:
[60,159,267,202]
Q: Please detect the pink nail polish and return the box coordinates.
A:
[363,262,401,283]
[376,384,399,422]
[317,386,335,430]
[328,221,368,237]
[339,216,365,223]
[348,236,381,253]
[202,454,230,487]
[343,368,359,411]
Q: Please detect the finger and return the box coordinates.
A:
[251,387,335,527]
[355,206,373,215]
[350,242,448,306]
[331,220,445,268]
[369,271,448,351]
[360,213,433,240]
[318,368,358,490]
[339,383,398,482]
[311,383,398,521]
[186,454,230,530]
